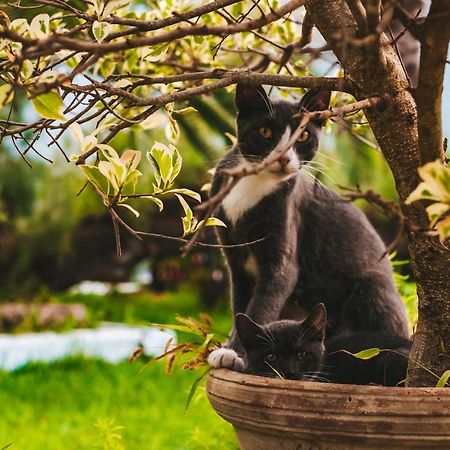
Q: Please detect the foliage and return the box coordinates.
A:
[406,160,450,242]
[139,313,224,410]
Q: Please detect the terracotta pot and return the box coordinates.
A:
[206,369,450,449]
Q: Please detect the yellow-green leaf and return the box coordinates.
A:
[204,217,227,228]
[92,20,111,42]
[31,91,65,120]
[142,195,164,212]
[436,370,450,388]
[436,215,450,242]
[184,367,211,413]
[166,188,200,202]
[0,84,14,108]
[118,202,140,218]
[345,348,381,360]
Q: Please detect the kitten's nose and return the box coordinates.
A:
[279,155,291,168]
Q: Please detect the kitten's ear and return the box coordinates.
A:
[304,303,327,339]
[235,313,265,348]
[235,84,273,117]
[298,90,331,125]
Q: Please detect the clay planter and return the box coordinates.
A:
[206,369,450,450]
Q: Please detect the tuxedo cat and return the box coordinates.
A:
[236,304,411,386]
[207,85,408,372]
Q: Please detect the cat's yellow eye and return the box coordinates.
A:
[266,353,277,363]
[297,130,309,142]
[259,127,273,139]
[297,351,307,360]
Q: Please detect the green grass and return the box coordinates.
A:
[0,357,238,450]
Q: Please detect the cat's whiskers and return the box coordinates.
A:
[255,332,274,346]
[265,327,276,345]
[316,152,347,166]
[296,326,313,345]
[302,163,340,186]
[302,374,330,383]
[264,361,285,379]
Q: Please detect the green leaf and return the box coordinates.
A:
[437,215,450,242]
[92,20,111,42]
[30,13,50,39]
[173,107,198,115]
[192,217,227,234]
[184,367,211,413]
[80,165,108,195]
[166,188,201,202]
[148,142,174,187]
[204,217,227,228]
[169,147,182,185]
[142,195,164,212]
[150,323,203,336]
[99,58,115,79]
[145,42,170,62]
[159,151,173,187]
[175,194,195,236]
[98,160,120,192]
[118,202,140,218]
[31,91,65,120]
[436,370,450,388]
[0,84,14,109]
[347,348,380,360]
[146,151,161,188]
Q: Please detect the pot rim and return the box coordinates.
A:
[209,368,450,395]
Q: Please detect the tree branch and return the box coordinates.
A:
[4,0,306,60]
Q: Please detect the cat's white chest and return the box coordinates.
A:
[222,168,282,224]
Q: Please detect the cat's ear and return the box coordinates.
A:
[304,303,327,339]
[235,313,265,348]
[235,84,273,117]
[298,90,331,125]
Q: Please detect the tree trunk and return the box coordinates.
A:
[306,0,450,386]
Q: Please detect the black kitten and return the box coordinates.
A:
[236,303,327,380]
[236,304,411,386]
[208,85,408,371]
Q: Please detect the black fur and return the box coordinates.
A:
[237,306,411,386]
[211,85,409,355]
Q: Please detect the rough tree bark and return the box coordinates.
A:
[306,0,450,386]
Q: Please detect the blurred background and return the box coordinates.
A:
[0,4,448,449]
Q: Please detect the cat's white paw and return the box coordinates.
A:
[207,348,245,372]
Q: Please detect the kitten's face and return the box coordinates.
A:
[236,304,327,380]
[235,85,330,180]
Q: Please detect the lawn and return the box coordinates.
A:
[0,286,238,450]
[0,357,238,450]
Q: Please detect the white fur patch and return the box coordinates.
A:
[207,348,245,372]
[222,128,299,224]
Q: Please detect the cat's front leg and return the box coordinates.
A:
[246,240,300,324]
[207,265,252,371]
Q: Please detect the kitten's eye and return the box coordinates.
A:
[297,130,309,142]
[297,351,308,360]
[266,353,277,363]
[259,127,273,139]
